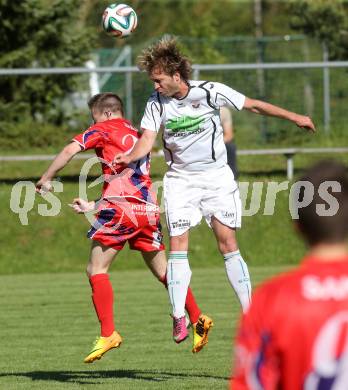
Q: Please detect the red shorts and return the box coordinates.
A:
[87,199,165,252]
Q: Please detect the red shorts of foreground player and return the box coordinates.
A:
[87,199,164,252]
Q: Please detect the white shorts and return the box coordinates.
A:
[163,166,242,237]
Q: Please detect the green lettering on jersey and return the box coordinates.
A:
[166,116,204,133]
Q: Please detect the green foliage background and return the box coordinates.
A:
[289,0,348,60]
[0,0,95,148]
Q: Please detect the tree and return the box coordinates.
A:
[0,0,95,124]
[288,0,348,60]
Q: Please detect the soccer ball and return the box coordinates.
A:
[102,3,138,38]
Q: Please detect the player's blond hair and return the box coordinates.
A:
[137,36,192,81]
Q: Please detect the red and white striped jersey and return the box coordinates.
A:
[73,118,155,204]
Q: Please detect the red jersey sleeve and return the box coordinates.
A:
[73,127,104,151]
[231,289,281,390]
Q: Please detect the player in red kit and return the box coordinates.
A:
[231,160,348,390]
[36,93,212,363]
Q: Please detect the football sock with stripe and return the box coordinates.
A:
[223,251,252,312]
[89,273,115,337]
[167,251,192,319]
[160,274,201,324]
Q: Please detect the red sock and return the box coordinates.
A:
[89,273,115,337]
[160,274,201,324]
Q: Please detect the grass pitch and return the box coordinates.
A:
[0,266,290,390]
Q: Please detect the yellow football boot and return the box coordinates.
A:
[84,330,123,363]
[192,314,213,353]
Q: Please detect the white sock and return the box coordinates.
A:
[167,251,192,318]
[224,251,252,312]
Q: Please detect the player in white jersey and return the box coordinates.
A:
[115,37,316,345]
[141,80,244,173]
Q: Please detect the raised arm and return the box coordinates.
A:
[114,129,157,165]
[36,141,82,193]
[243,97,316,132]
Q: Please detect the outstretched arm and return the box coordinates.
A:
[243,97,316,132]
[114,129,157,165]
[36,141,82,193]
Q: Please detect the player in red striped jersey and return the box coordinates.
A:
[36,93,211,363]
[231,160,348,390]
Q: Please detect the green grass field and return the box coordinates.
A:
[0,266,290,390]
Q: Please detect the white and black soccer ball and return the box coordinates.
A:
[102,3,138,38]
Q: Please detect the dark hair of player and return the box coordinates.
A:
[296,160,348,245]
[137,36,192,81]
[88,93,124,116]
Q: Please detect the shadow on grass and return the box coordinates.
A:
[0,369,229,385]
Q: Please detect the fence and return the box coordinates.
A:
[1,59,348,148]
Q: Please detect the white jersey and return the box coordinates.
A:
[141,80,245,172]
